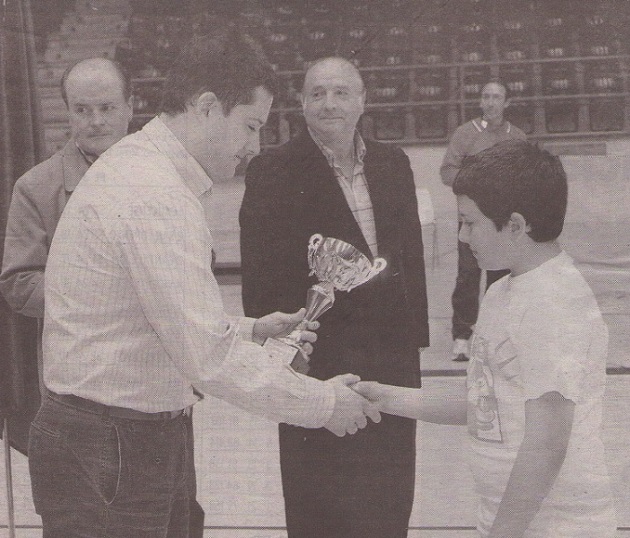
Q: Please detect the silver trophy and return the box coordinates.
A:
[265,233,387,374]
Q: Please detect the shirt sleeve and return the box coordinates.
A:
[112,186,335,428]
[511,296,598,403]
[0,179,47,318]
[230,315,256,342]
[439,127,467,187]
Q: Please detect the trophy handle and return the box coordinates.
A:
[344,257,388,291]
[309,234,323,248]
[371,257,387,274]
[365,257,387,281]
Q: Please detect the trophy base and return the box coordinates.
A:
[263,338,310,375]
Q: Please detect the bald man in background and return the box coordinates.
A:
[1,58,133,321]
[0,57,205,536]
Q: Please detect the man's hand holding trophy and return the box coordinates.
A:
[264,233,387,373]
[258,233,387,436]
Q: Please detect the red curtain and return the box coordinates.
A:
[1,0,45,454]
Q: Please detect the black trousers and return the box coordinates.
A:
[279,414,416,538]
[452,227,510,340]
[188,498,205,538]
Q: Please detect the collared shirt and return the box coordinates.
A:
[475,118,513,132]
[43,116,334,427]
[439,116,527,187]
[75,141,98,165]
[309,128,378,257]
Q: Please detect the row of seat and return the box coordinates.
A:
[36,0,630,153]
[254,98,626,147]
[114,1,628,76]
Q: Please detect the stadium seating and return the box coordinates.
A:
[35,0,630,155]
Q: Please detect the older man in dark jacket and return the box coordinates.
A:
[240,57,430,538]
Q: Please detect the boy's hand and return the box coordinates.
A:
[351,381,388,404]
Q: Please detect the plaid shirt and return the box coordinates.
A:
[309,128,378,257]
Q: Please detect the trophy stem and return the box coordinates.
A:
[281,281,335,352]
[304,281,335,322]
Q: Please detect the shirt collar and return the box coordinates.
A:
[142,115,213,198]
[473,117,511,134]
[62,140,91,193]
[308,127,367,171]
[75,141,98,165]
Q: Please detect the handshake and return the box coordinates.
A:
[322,374,383,437]
[253,308,390,438]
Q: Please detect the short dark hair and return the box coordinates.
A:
[160,29,278,115]
[61,58,131,107]
[453,140,568,242]
[483,77,509,100]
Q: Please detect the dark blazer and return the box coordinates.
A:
[240,129,430,537]
[240,130,429,386]
[0,141,88,318]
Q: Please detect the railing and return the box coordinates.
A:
[130,54,630,146]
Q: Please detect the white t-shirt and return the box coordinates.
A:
[467,252,616,537]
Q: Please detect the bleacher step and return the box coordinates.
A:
[47,35,129,51]
[44,45,119,64]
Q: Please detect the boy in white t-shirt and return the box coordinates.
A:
[354,140,617,537]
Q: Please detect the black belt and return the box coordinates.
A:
[49,391,192,421]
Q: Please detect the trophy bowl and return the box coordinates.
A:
[269,234,387,374]
[308,234,387,292]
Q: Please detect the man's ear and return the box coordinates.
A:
[504,97,511,110]
[194,91,221,117]
[124,96,134,122]
[509,212,530,238]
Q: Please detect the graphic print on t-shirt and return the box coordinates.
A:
[467,334,503,443]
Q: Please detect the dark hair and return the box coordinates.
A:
[160,29,278,115]
[482,77,509,100]
[61,58,131,107]
[453,140,567,242]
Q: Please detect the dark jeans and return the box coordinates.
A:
[452,230,509,340]
[28,393,197,537]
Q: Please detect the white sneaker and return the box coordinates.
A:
[452,338,470,362]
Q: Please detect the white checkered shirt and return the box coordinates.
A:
[309,129,378,257]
